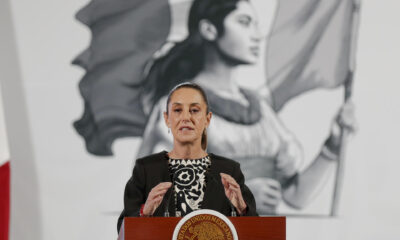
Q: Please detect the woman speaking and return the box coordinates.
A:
[117,83,257,232]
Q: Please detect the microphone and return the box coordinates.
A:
[208,173,237,217]
[164,172,177,217]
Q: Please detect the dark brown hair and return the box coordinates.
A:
[143,0,246,109]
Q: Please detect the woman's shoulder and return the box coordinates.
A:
[208,153,240,168]
[136,151,168,166]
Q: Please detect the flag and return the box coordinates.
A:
[266,0,359,111]
[0,85,10,240]
[73,0,172,155]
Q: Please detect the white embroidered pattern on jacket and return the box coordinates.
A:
[168,156,211,216]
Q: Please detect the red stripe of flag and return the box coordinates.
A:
[0,161,10,240]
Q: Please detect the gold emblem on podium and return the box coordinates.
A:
[172,210,238,240]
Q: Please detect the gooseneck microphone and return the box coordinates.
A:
[164,172,177,217]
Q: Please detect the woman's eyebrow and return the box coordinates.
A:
[190,103,201,106]
[171,102,182,107]
[171,102,200,106]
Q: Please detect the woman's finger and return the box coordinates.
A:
[220,173,240,188]
[220,173,237,182]
[147,182,172,203]
[336,101,357,132]
[262,191,280,205]
[154,195,163,204]
[221,176,229,188]
[261,194,281,206]
[229,187,243,202]
[263,200,280,207]
[150,182,172,194]
[264,179,281,191]
[152,182,172,191]
[148,188,170,200]
[263,188,281,199]
[228,183,240,190]
[229,185,242,197]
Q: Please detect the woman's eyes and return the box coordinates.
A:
[173,108,199,113]
[239,20,250,27]
[238,17,251,27]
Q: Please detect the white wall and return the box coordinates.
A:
[1,0,400,239]
[0,85,10,166]
[0,0,42,239]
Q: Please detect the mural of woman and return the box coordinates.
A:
[73,0,358,215]
[133,0,355,215]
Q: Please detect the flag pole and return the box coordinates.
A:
[330,0,361,216]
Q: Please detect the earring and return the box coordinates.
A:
[168,128,170,134]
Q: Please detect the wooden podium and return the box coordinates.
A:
[119,216,285,240]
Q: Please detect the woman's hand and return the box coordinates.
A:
[275,138,302,179]
[142,182,172,216]
[325,100,357,156]
[220,173,247,215]
[246,177,282,215]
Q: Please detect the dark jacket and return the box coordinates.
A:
[117,151,257,232]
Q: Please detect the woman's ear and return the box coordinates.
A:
[206,112,212,127]
[199,19,218,41]
[163,111,170,128]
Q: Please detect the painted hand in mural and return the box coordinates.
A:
[325,101,357,157]
[142,182,172,216]
[275,137,303,181]
[246,177,282,215]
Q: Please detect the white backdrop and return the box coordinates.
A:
[1,0,400,239]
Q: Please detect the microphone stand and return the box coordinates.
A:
[164,172,177,217]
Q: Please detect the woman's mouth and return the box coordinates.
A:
[179,126,194,131]
[250,46,260,56]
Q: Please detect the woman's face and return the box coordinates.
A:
[164,88,212,146]
[216,1,261,64]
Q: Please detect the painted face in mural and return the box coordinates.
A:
[216,1,261,64]
[164,88,212,146]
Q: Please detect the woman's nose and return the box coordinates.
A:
[182,110,191,121]
[251,27,262,42]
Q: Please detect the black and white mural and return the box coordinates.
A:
[73,0,360,216]
[5,0,400,238]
